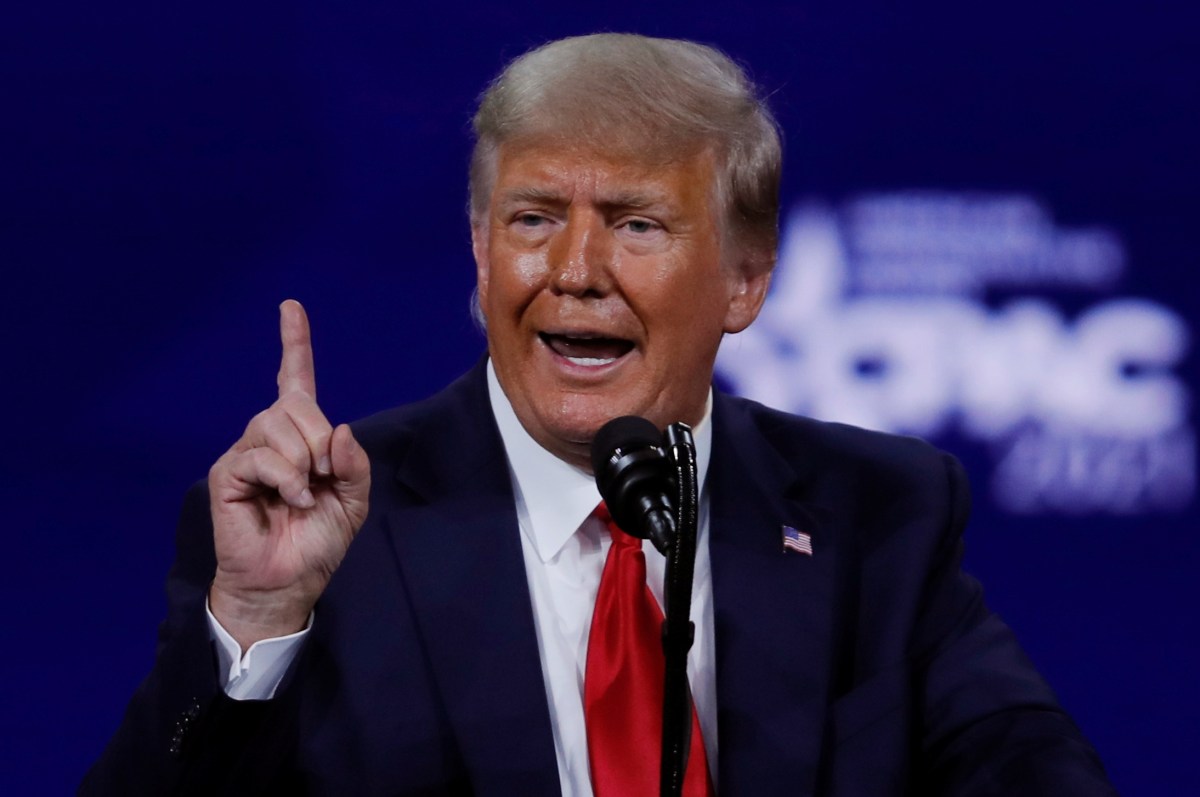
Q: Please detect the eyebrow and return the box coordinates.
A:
[496,187,566,206]
[496,186,671,213]
[596,190,668,212]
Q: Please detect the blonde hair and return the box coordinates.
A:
[469,33,782,272]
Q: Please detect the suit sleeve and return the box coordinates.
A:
[79,482,301,795]
[911,453,1118,796]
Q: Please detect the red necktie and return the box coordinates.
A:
[585,502,714,796]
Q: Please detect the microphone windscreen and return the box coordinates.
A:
[591,416,661,475]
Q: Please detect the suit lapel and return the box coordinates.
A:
[368,368,839,795]
[381,364,561,796]
[709,393,838,794]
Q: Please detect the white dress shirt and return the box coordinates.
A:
[207,360,717,794]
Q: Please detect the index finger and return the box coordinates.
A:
[277,299,317,400]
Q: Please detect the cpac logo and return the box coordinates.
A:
[717,194,1194,514]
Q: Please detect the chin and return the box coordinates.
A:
[545,393,641,443]
[551,410,618,445]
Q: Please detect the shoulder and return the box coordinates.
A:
[718,391,962,484]
[714,391,970,530]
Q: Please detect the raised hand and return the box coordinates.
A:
[208,300,371,650]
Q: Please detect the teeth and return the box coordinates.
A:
[566,356,617,366]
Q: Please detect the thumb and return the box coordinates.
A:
[330,423,371,507]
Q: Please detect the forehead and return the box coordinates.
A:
[490,136,718,208]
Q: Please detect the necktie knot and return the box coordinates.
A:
[594,501,640,551]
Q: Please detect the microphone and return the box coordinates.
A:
[590,416,676,554]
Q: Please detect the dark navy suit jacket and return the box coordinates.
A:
[83,361,1116,795]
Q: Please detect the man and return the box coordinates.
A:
[84,34,1117,795]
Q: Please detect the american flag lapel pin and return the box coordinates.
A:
[781,525,813,556]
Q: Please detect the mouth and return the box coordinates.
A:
[538,331,635,367]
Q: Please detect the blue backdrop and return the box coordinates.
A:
[3,2,1196,793]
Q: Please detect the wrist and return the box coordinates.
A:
[208,581,313,651]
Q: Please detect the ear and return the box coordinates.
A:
[471,220,490,310]
[722,255,773,334]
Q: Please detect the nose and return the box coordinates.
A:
[548,212,612,298]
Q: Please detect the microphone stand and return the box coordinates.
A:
[660,423,699,797]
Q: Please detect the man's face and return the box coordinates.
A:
[473,138,770,469]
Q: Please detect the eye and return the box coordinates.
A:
[516,213,547,228]
[623,218,659,234]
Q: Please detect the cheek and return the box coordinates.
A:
[625,256,728,331]
[615,251,688,307]
[486,247,548,314]
[511,251,547,286]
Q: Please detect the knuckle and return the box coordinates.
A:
[284,391,324,423]
[279,387,314,408]
[278,433,311,469]
[254,412,310,470]
[208,447,240,482]
[277,390,302,409]
[247,452,284,490]
[244,407,274,436]
[248,446,275,474]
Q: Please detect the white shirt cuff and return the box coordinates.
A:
[205,600,311,701]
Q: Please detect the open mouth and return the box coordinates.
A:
[539,332,635,367]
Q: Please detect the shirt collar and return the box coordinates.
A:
[486,359,712,563]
